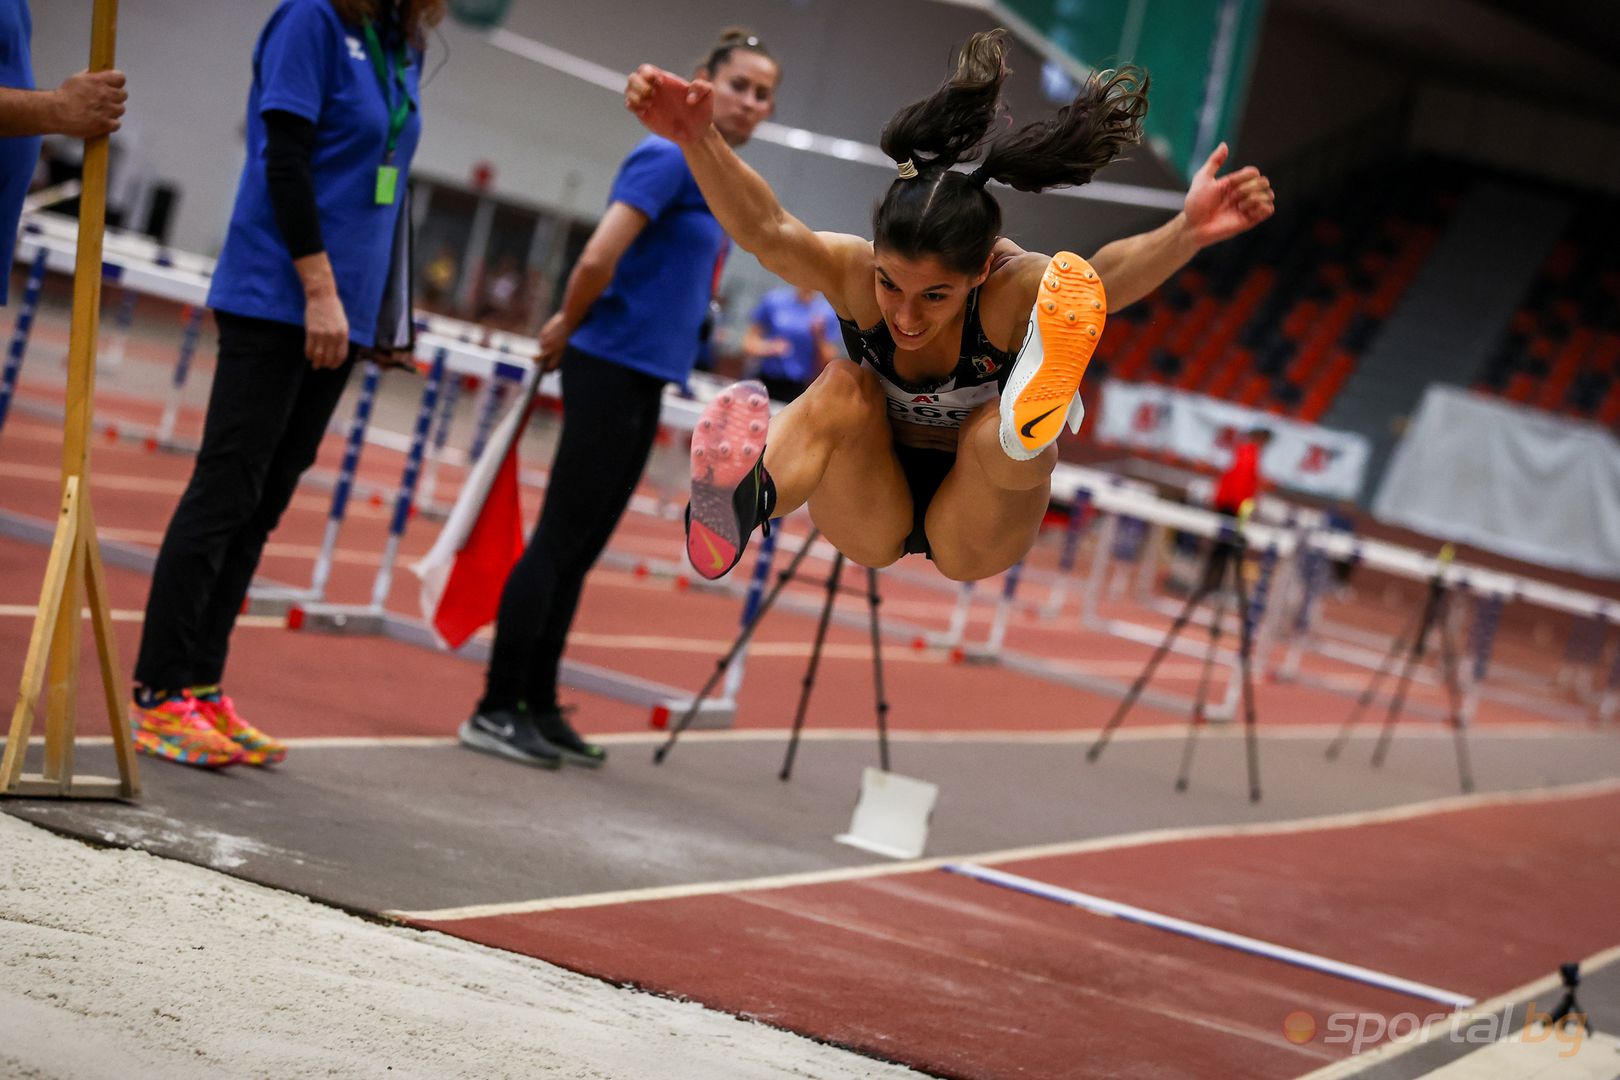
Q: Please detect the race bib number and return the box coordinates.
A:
[883,385,997,427]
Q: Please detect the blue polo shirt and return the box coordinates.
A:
[570,136,727,384]
[751,286,839,384]
[207,0,422,347]
[0,0,41,306]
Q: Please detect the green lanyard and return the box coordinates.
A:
[361,19,414,205]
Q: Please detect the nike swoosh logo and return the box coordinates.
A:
[1020,404,1063,441]
[482,720,515,738]
[698,528,726,571]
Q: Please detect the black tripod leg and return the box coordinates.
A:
[1088,577,1212,763]
[1371,581,1442,768]
[655,529,821,764]
[1434,592,1475,793]
[780,552,845,781]
[1176,588,1227,793]
[1230,544,1263,802]
[866,566,891,773]
[1325,604,1423,761]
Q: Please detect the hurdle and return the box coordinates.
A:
[961,562,1023,663]
[14,212,1620,734]
[10,216,215,452]
[255,334,530,624]
[153,304,206,447]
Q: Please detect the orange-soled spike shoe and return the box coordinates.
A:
[1000,251,1106,460]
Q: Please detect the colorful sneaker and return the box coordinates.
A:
[130,695,244,769]
[686,380,775,580]
[194,693,287,767]
[1000,251,1106,461]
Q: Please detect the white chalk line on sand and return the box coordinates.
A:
[388,775,1620,922]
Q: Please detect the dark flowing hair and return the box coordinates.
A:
[698,26,775,78]
[875,30,1149,275]
[330,0,447,47]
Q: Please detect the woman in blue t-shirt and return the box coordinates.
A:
[131,0,439,769]
[458,28,779,769]
[743,284,842,403]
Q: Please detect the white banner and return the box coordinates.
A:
[1374,386,1620,579]
[1096,380,1371,500]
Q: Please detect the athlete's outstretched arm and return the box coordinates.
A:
[1087,142,1274,310]
[626,65,863,304]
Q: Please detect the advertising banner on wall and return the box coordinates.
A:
[1096,380,1370,500]
[1374,385,1620,578]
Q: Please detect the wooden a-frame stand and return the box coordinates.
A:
[0,0,139,800]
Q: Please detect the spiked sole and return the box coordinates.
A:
[686,380,771,581]
[1000,251,1107,460]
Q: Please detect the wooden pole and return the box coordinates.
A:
[1,0,138,799]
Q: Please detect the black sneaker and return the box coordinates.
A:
[458,706,563,769]
[686,380,775,580]
[532,705,606,768]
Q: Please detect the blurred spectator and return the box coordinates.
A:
[1213,426,1272,516]
[742,283,840,402]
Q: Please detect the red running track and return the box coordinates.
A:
[415,785,1620,1080]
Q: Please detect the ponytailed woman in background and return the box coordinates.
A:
[458,29,780,769]
[628,29,1274,584]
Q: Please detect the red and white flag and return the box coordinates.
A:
[412,370,538,649]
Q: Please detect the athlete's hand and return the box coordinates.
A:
[625,64,714,146]
[537,312,571,372]
[1183,143,1274,248]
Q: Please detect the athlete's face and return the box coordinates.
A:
[704,51,778,148]
[872,251,987,352]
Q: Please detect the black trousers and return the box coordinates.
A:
[134,312,356,690]
[480,348,665,713]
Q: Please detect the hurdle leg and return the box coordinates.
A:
[155,304,204,446]
[1040,490,1089,620]
[415,365,464,514]
[1080,510,1118,629]
[1434,591,1475,793]
[307,361,381,602]
[368,348,446,609]
[0,246,49,440]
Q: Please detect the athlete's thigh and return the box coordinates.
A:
[922,412,1051,581]
[806,424,914,568]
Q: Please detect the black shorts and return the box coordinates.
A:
[893,443,956,558]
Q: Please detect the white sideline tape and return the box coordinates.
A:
[944,862,1476,1008]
